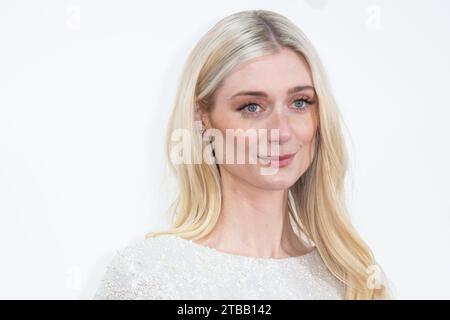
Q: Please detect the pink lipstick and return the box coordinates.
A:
[258,153,296,168]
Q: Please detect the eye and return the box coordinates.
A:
[292,98,314,111]
[238,103,262,114]
[293,99,306,109]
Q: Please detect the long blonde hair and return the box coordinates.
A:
[146,9,388,299]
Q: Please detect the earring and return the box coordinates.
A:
[210,136,215,158]
[197,125,205,136]
[200,122,207,136]
[206,134,215,159]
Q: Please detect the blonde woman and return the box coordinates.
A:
[95,9,389,300]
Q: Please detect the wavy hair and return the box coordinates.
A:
[146,9,388,299]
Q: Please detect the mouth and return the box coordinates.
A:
[257,152,297,168]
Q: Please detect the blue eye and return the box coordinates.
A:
[239,103,261,113]
[246,104,259,112]
[292,98,315,111]
[294,99,306,109]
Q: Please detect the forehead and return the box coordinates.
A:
[219,48,313,97]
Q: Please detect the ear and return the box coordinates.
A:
[201,112,211,130]
[195,103,211,130]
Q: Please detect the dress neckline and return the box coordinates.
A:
[169,234,317,262]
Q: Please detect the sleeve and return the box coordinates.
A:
[93,248,139,300]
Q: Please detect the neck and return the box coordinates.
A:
[196,168,309,259]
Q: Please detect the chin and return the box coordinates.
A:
[253,164,306,190]
[256,175,299,191]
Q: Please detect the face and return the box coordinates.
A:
[201,47,319,190]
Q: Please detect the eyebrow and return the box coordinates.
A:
[228,85,315,100]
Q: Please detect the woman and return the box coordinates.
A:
[95,9,389,300]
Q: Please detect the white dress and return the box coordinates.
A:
[94,234,344,300]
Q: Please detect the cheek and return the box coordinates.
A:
[295,108,318,143]
[210,110,251,132]
[289,117,318,170]
[295,122,316,145]
[209,112,258,161]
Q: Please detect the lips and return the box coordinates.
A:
[258,153,296,161]
[257,152,297,168]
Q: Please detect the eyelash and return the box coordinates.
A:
[237,97,315,116]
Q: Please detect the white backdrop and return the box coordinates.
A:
[1,0,449,299]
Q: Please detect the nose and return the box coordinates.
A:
[265,107,291,145]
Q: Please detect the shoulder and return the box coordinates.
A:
[103,235,170,272]
[303,249,345,299]
[114,235,172,261]
[93,235,175,299]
